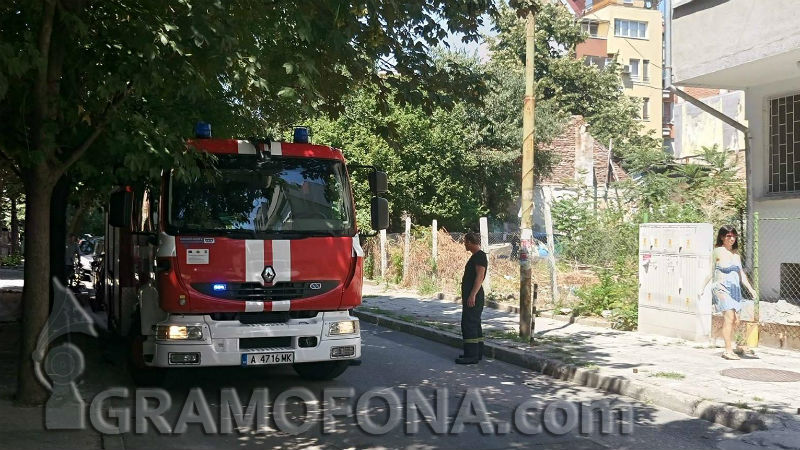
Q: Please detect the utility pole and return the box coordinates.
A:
[519,4,538,341]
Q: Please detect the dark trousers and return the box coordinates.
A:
[460,290,484,344]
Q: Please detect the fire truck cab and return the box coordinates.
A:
[104,125,388,382]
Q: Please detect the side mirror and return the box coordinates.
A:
[370,197,389,231]
[369,171,388,195]
[109,190,133,228]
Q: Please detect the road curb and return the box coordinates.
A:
[355,309,766,433]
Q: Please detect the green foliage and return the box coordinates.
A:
[364,253,375,280]
[390,250,404,285]
[551,194,638,268]
[488,1,663,160]
[417,274,439,296]
[0,253,23,267]
[574,270,637,330]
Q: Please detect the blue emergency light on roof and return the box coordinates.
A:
[195,122,212,139]
[293,126,309,144]
[212,283,227,291]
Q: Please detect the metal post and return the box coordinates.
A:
[480,217,490,293]
[403,216,411,283]
[543,188,558,305]
[432,219,438,265]
[753,212,760,323]
[379,229,387,280]
[519,8,537,340]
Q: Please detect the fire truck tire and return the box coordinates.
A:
[127,315,167,386]
[292,360,350,380]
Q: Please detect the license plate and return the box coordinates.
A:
[242,352,295,366]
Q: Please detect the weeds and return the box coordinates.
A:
[650,372,686,380]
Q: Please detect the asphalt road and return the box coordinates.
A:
[93,323,741,450]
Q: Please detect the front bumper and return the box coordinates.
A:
[144,311,361,367]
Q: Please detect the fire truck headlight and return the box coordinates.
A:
[328,320,359,336]
[156,325,204,340]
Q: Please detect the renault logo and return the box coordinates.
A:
[261,266,276,284]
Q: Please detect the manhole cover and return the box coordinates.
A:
[720,368,800,382]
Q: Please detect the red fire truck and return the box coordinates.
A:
[103,124,388,382]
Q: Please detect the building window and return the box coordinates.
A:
[643,60,650,82]
[581,21,599,37]
[583,55,611,69]
[614,19,647,39]
[642,97,650,120]
[629,58,640,80]
[768,93,800,193]
[663,101,673,124]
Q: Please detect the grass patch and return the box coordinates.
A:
[752,396,764,402]
[649,371,686,380]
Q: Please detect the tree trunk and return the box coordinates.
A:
[15,171,55,406]
[10,195,19,254]
[51,176,70,289]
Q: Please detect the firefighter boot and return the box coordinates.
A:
[463,342,484,360]
[455,343,480,364]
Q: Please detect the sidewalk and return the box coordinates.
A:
[358,283,800,442]
[0,322,106,450]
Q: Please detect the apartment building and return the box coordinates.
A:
[575,0,663,137]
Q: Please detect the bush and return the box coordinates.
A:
[364,253,375,279]
[574,269,638,330]
[0,253,23,267]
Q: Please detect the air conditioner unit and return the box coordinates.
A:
[622,65,631,74]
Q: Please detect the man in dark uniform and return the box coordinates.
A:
[457,232,487,364]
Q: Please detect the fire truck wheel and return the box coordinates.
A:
[127,317,167,386]
[292,360,350,380]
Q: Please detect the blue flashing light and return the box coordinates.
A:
[293,127,309,143]
[195,122,212,139]
[212,283,227,292]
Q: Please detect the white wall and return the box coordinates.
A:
[672,0,800,88]
[673,90,746,158]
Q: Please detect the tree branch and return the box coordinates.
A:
[0,147,23,178]
[55,84,132,173]
[32,0,58,148]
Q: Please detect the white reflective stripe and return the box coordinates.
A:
[245,301,264,312]
[352,235,364,258]
[245,240,265,283]
[269,141,282,156]
[271,300,290,312]
[272,240,291,283]
[237,140,256,154]
[157,232,176,257]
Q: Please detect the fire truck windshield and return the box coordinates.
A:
[167,157,355,237]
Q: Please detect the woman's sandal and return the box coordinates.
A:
[734,347,757,357]
[722,351,741,360]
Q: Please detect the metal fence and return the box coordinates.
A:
[361,217,603,313]
[751,214,800,345]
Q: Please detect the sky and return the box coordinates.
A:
[441,15,496,62]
